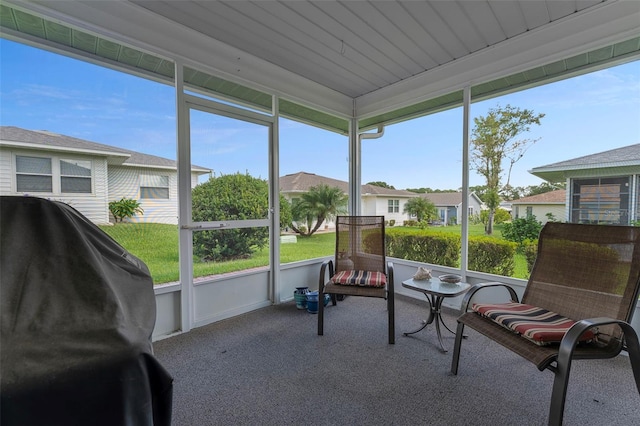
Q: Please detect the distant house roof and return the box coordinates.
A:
[279,171,416,197]
[0,126,211,173]
[511,189,566,205]
[421,191,484,207]
[529,144,640,182]
[279,172,347,193]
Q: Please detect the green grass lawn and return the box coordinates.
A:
[100,223,335,284]
[100,223,528,284]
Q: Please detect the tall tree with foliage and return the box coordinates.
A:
[525,182,565,196]
[403,197,437,223]
[367,181,395,189]
[471,104,544,234]
[466,185,489,202]
[290,184,348,236]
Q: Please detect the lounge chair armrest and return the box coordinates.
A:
[459,281,520,313]
[386,261,394,291]
[559,317,638,361]
[319,259,334,291]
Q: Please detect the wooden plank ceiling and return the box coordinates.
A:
[130,0,606,98]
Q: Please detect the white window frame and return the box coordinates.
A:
[570,176,631,225]
[60,158,92,193]
[14,154,93,194]
[140,174,170,199]
[388,199,399,213]
[15,154,53,193]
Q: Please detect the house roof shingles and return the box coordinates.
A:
[511,189,566,204]
[421,192,463,206]
[279,172,416,197]
[0,126,210,172]
[530,143,640,182]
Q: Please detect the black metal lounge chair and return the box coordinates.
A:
[451,222,640,426]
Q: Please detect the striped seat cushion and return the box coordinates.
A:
[472,302,595,346]
[330,270,387,288]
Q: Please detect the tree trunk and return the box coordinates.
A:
[309,215,326,235]
[486,209,494,235]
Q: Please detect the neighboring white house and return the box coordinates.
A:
[421,192,485,226]
[279,171,485,228]
[529,144,640,225]
[0,126,211,225]
[511,189,566,225]
[279,171,417,228]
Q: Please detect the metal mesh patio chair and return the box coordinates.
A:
[451,222,640,426]
[318,216,395,344]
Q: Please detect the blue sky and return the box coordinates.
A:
[1,38,639,191]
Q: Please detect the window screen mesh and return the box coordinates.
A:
[17,156,51,174]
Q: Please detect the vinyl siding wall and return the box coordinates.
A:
[361,196,378,215]
[0,148,13,195]
[513,204,565,224]
[108,166,180,225]
[377,197,408,224]
[0,147,110,224]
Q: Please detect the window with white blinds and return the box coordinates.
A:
[60,159,92,193]
[15,155,93,194]
[140,174,169,199]
[16,155,53,192]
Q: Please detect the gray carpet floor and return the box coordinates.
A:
[153,295,640,426]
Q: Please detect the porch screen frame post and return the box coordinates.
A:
[460,86,471,278]
[175,60,195,333]
[349,114,361,215]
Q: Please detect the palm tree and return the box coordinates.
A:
[403,197,437,223]
[290,184,348,236]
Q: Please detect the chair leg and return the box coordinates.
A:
[622,323,640,394]
[318,286,324,336]
[388,291,395,344]
[549,357,572,426]
[450,322,465,375]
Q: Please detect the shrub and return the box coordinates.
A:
[468,237,516,276]
[493,208,512,224]
[386,229,460,267]
[362,230,384,255]
[502,215,543,247]
[469,213,483,225]
[523,239,538,274]
[403,220,418,227]
[278,194,292,231]
[109,198,143,222]
[191,173,270,261]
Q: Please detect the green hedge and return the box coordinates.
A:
[468,237,516,276]
[386,229,460,267]
[386,229,517,275]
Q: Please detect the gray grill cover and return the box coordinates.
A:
[1,196,172,425]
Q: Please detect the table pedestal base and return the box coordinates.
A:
[403,293,457,352]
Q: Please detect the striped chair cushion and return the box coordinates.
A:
[472,302,595,346]
[330,270,387,288]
